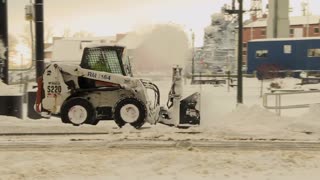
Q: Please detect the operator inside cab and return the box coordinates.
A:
[79,46,127,88]
[81,46,124,75]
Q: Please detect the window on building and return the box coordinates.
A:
[243,51,247,55]
[314,27,320,34]
[290,29,294,35]
[256,50,268,58]
[243,43,247,48]
[308,48,320,57]
[261,29,266,36]
[284,45,292,54]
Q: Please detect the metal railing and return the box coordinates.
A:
[263,90,320,115]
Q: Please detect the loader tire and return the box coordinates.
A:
[60,97,96,126]
[113,98,146,129]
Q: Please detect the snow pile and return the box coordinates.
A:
[198,99,320,140]
[206,104,293,137]
[288,104,320,133]
[303,104,320,120]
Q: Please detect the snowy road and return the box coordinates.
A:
[1,134,320,151]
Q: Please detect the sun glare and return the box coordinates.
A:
[10,43,31,66]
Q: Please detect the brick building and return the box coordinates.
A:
[242,15,320,64]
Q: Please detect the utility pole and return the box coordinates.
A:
[237,0,243,104]
[224,0,243,104]
[35,0,44,79]
[191,31,195,82]
[0,0,8,84]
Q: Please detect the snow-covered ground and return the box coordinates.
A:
[1,77,320,140]
[1,148,320,180]
[1,77,320,179]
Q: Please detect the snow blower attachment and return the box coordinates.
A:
[157,66,200,127]
[35,45,200,128]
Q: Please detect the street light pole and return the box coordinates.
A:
[191,31,195,82]
[237,0,243,104]
[225,0,244,104]
[35,0,44,79]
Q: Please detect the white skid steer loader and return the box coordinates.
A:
[35,45,200,128]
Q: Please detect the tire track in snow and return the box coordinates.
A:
[0,136,319,151]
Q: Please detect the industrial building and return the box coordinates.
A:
[243,15,320,65]
[247,37,320,75]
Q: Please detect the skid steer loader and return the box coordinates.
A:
[35,45,200,128]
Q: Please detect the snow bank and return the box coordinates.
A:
[203,104,292,137]
[194,77,320,139]
[198,101,320,140]
[288,104,320,133]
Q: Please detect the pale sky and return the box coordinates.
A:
[7,0,320,47]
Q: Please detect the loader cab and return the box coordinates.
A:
[80,46,127,76]
[78,46,131,89]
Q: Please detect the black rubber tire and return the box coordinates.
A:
[60,97,96,126]
[113,98,146,129]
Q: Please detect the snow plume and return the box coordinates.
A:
[0,38,5,59]
[122,24,191,75]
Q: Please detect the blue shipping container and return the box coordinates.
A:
[247,38,320,74]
